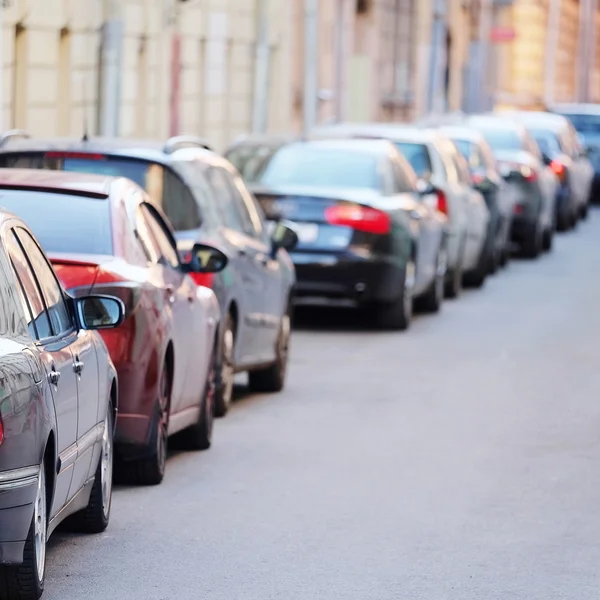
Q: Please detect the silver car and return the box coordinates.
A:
[0,212,124,600]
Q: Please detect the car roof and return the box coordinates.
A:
[226,134,299,150]
[310,122,444,144]
[466,114,526,133]
[435,125,486,144]
[551,103,600,116]
[0,135,217,167]
[494,110,569,133]
[0,168,114,197]
[283,137,398,155]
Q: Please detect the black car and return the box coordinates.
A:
[0,210,124,600]
[0,132,298,417]
[247,138,449,331]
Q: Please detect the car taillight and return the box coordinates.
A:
[514,204,525,214]
[0,416,4,446]
[436,190,449,215]
[550,160,566,182]
[324,204,391,235]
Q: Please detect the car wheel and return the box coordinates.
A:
[375,260,414,330]
[420,249,446,312]
[521,221,542,259]
[67,407,114,532]
[181,343,217,450]
[119,362,170,486]
[581,203,589,220]
[542,228,553,252]
[215,313,235,417]
[248,305,291,393]
[464,241,488,288]
[0,461,47,600]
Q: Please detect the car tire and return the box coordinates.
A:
[181,343,217,450]
[215,313,235,417]
[581,203,589,220]
[375,260,414,331]
[542,228,553,252]
[119,363,170,486]
[0,461,47,600]
[463,243,488,288]
[445,242,463,299]
[521,222,542,259]
[420,250,446,312]
[248,305,291,393]
[67,408,114,533]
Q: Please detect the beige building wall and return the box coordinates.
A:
[0,0,295,151]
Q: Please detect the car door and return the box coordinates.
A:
[135,202,195,414]
[4,227,79,513]
[206,165,262,365]
[14,226,102,490]
[227,169,282,360]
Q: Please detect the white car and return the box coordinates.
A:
[311,124,491,297]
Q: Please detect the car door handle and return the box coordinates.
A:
[73,360,84,375]
[48,369,61,386]
[165,285,176,303]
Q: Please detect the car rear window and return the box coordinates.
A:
[560,113,600,134]
[529,129,561,155]
[258,145,380,190]
[393,142,432,178]
[474,127,522,152]
[0,189,112,255]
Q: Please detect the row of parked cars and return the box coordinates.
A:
[0,105,597,599]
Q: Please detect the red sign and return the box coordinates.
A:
[490,26,516,43]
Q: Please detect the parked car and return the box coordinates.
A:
[551,103,600,203]
[0,169,228,486]
[436,125,514,272]
[224,134,298,183]
[0,133,298,418]
[311,123,491,297]
[464,115,558,258]
[0,209,124,600]
[496,110,593,227]
[248,137,449,330]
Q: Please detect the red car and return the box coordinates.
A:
[0,169,228,486]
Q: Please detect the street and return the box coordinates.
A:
[45,214,600,600]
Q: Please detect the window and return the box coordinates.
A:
[134,206,162,264]
[15,229,72,336]
[393,142,433,179]
[435,141,459,184]
[207,167,246,232]
[523,133,542,162]
[475,127,522,152]
[390,157,416,193]
[229,173,266,239]
[0,245,24,337]
[479,141,497,172]
[161,168,202,232]
[140,204,180,269]
[6,231,52,340]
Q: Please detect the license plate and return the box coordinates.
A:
[292,222,319,243]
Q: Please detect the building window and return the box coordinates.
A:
[13,24,27,129]
[58,27,71,135]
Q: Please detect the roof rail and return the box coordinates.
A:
[164,135,212,154]
[0,129,30,147]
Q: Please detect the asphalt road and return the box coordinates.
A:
[46,214,600,600]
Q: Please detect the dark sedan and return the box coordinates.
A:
[249,138,448,330]
[0,211,123,600]
[0,133,298,418]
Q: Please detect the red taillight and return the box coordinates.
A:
[513,204,524,214]
[550,160,566,182]
[45,151,106,160]
[324,204,391,235]
[472,173,485,185]
[436,190,449,215]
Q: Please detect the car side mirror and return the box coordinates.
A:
[416,178,435,196]
[271,221,298,256]
[75,295,125,330]
[184,243,229,274]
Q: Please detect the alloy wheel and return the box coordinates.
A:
[278,313,291,380]
[157,367,170,474]
[34,465,47,584]
[404,260,416,322]
[101,413,113,520]
[221,327,235,410]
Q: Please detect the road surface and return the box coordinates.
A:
[45,215,600,600]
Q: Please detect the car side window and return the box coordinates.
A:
[480,141,497,172]
[390,155,416,193]
[15,228,73,336]
[139,204,180,269]
[230,172,268,240]
[161,168,202,232]
[435,142,458,183]
[206,167,246,232]
[523,133,542,161]
[134,205,162,264]
[5,230,52,340]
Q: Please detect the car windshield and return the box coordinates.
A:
[258,145,381,190]
[473,126,522,151]
[560,113,600,134]
[0,189,112,255]
[393,142,432,177]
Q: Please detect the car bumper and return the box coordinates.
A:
[0,466,39,565]
[290,252,405,306]
[510,215,536,243]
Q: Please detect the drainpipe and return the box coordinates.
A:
[477,0,493,111]
[544,0,560,107]
[590,0,598,101]
[252,0,270,133]
[427,0,446,114]
[333,0,345,123]
[303,0,318,135]
[98,0,124,136]
[170,0,182,136]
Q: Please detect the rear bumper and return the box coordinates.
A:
[510,215,536,243]
[0,467,39,566]
[291,252,404,305]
